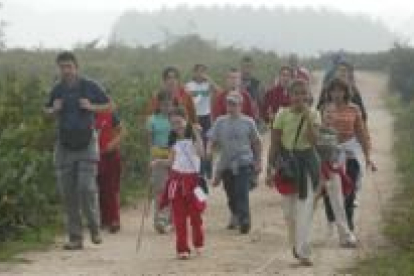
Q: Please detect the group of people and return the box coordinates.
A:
[45,50,374,266]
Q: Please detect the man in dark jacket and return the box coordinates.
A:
[45,51,110,250]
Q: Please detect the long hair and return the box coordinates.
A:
[325,78,351,103]
[167,107,195,147]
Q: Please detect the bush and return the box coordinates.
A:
[0,35,281,246]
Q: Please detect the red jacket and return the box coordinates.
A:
[212,90,256,121]
[262,84,291,123]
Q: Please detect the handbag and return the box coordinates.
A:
[277,115,305,182]
[317,127,340,163]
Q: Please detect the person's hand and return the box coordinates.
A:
[367,159,378,172]
[53,99,63,112]
[193,124,203,133]
[254,160,262,174]
[105,142,119,153]
[211,178,221,187]
[150,160,159,168]
[79,98,95,112]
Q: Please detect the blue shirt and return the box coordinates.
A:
[146,113,171,147]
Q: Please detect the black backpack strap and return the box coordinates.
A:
[293,115,306,149]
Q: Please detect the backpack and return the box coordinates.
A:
[59,81,94,151]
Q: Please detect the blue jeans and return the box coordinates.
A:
[222,166,253,226]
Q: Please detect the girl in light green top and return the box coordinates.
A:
[266,79,320,267]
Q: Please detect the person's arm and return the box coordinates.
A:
[44,87,61,115]
[251,135,263,172]
[193,127,205,158]
[303,108,319,145]
[80,82,111,113]
[355,108,372,166]
[211,93,224,122]
[266,129,282,186]
[203,74,222,95]
[243,92,257,120]
[353,88,368,122]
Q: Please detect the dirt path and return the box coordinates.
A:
[0,72,395,276]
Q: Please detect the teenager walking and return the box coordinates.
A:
[266,79,320,266]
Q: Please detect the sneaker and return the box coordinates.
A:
[326,222,335,238]
[154,223,167,234]
[292,247,300,259]
[240,223,251,234]
[227,215,239,230]
[195,247,203,256]
[90,231,103,245]
[109,225,120,234]
[340,238,358,249]
[177,252,190,260]
[63,240,83,250]
[299,258,313,267]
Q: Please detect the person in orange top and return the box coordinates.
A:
[319,78,374,234]
[149,66,197,125]
[95,102,124,233]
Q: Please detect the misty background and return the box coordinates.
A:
[1,1,414,55]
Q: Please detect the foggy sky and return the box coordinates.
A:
[2,0,414,49]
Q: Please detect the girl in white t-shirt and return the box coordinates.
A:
[153,107,205,260]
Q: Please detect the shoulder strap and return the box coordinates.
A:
[293,115,306,149]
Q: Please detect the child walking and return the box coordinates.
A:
[146,91,173,234]
[155,107,206,260]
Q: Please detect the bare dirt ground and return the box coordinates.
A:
[0,72,395,276]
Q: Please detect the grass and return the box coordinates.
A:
[0,223,63,262]
[351,96,414,275]
[0,180,147,263]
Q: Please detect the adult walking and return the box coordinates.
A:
[262,66,293,124]
[212,68,256,121]
[95,106,124,234]
[44,51,110,250]
[207,91,262,234]
[318,78,373,234]
[185,64,220,179]
[266,79,320,266]
[240,56,262,115]
[317,61,367,122]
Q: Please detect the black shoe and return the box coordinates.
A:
[292,247,300,259]
[63,240,83,250]
[90,231,103,245]
[109,225,120,234]
[227,215,239,230]
[240,223,251,234]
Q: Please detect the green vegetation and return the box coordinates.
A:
[352,45,414,276]
[0,36,281,257]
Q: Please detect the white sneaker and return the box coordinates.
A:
[327,222,335,238]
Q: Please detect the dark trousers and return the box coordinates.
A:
[198,115,212,179]
[222,166,253,226]
[324,159,360,231]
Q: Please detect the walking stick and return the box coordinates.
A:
[136,181,152,252]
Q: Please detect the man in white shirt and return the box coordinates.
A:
[186,64,220,179]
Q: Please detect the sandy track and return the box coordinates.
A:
[0,71,395,276]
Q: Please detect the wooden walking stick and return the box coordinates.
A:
[136,179,153,252]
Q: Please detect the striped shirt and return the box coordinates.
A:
[323,103,368,146]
